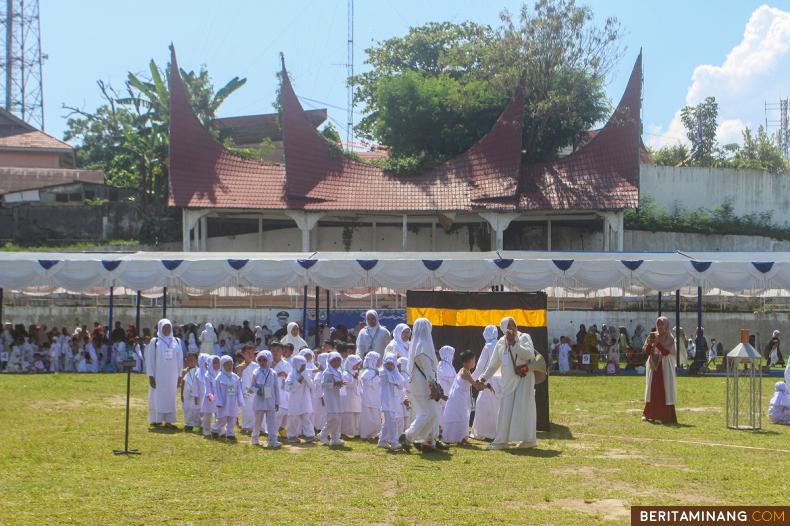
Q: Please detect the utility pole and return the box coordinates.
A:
[1,0,45,129]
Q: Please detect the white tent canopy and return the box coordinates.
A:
[1,251,789,294]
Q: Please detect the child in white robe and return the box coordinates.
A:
[285,354,316,443]
[236,345,257,434]
[441,350,479,444]
[340,354,363,437]
[379,352,405,449]
[49,338,61,373]
[181,353,201,431]
[471,325,501,440]
[558,337,571,374]
[319,351,346,446]
[359,351,382,439]
[271,342,290,435]
[214,355,245,440]
[437,346,456,412]
[397,357,412,433]
[768,381,790,424]
[251,351,281,448]
[201,355,221,437]
[312,353,328,432]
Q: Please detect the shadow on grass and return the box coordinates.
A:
[148,426,180,435]
[417,449,452,461]
[503,447,561,458]
[537,423,574,440]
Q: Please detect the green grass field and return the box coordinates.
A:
[1,373,787,525]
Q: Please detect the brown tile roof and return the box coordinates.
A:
[167,46,287,209]
[0,167,104,195]
[0,109,73,153]
[168,46,643,213]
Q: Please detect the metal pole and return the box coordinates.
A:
[675,289,681,372]
[657,291,662,317]
[315,286,320,348]
[5,0,13,112]
[326,289,331,338]
[162,286,167,319]
[302,285,308,340]
[135,290,141,336]
[0,287,3,326]
[108,285,114,334]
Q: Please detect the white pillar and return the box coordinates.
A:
[479,212,520,252]
[182,209,190,252]
[402,215,408,251]
[258,218,263,251]
[547,219,552,251]
[372,221,377,251]
[200,216,208,251]
[616,211,624,251]
[285,211,324,252]
[602,214,610,251]
[431,220,437,251]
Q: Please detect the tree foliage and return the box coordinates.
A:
[64,55,247,210]
[680,96,718,165]
[352,0,623,174]
[650,143,689,167]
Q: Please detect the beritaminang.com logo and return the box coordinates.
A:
[631,506,788,526]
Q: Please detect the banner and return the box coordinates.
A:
[407,290,550,431]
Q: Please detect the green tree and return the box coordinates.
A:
[726,126,788,174]
[352,0,623,173]
[651,143,690,167]
[64,53,246,211]
[679,96,719,166]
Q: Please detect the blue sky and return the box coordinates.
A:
[40,1,789,148]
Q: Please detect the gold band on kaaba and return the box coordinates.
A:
[406,307,547,328]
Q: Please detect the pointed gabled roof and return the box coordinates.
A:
[518,52,642,210]
[167,46,286,209]
[168,46,643,213]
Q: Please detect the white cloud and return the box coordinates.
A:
[647,5,790,149]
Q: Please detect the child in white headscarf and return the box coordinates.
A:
[201,355,220,437]
[471,325,501,440]
[271,342,291,435]
[181,353,202,432]
[236,345,257,434]
[442,350,480,444]
[312,353,328,432]
[385,323,411,359]
[356,310,392,361]
[379,352,406,449]
[397,357,412,433]
[251,350,281,448]
[215,355,244,440]
[319,351,346,446]
[359,351,382,439]
[768,381,790,424]
[285,354,316,443]
[437,345,456,411]
[341,354,363,437]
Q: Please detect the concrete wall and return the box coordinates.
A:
[640,164,790,224]
[5,304,783,353]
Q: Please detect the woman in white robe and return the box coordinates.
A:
[471,325,501,440]
[145,319,184,427]
[478,317,537,450]
[384,323,410,359]
[355,310,392,360]
[200,323,217,355]
[281,322,309,351]
[400,318,444,451]
[359,351,382,439]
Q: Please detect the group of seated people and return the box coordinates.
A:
[549,323,649,374]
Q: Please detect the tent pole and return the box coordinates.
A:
[163,286,167,319]
[135,290,141,336]
[326,289,331,339]
[675,289,681,372]
[0,287,3,327]
[302,286,308,338]
[315,286,320,348]
[109,286,114,334]
[657,291,662,317]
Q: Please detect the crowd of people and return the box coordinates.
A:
[144,311,542,451]
[549,322,786,375]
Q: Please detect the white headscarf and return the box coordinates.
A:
[286,355,307,384]
[344,354,362,376]
[499,316,516,335]
[316,353,329,371]
[157,319,174,347]
[218,355,234,383]
[363,351,380,371]
[299,348,316,370]
[281,322,308,350]
[392,323,410,356]
[438,345,456,378]
[324,351,344,382]
[483,325,499,343]
[365,310,379,327]
[383,352,398,367]
[770,381,790,407]
[407,318,436,375]
[255,350,270,365]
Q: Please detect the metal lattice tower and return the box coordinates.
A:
[346,0,354,150]
[765,98,789,160]
[0,0,45,129]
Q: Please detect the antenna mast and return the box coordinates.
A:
[346,0,354,150]
[1,0,45,129]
